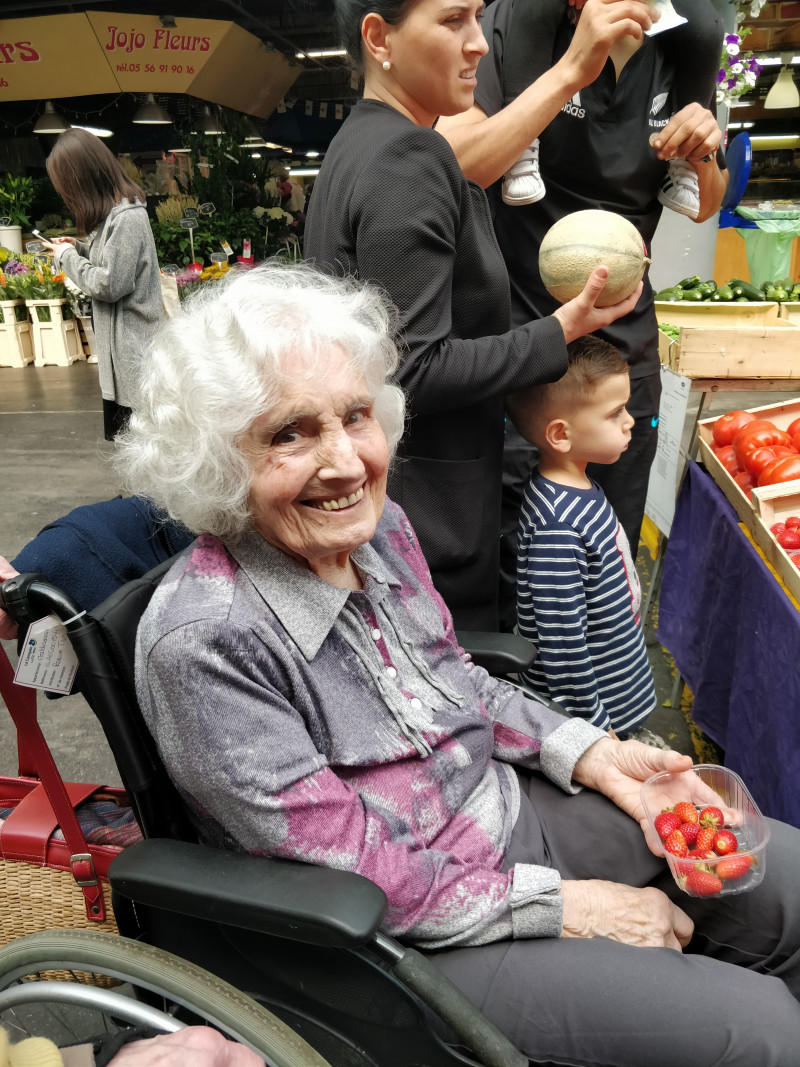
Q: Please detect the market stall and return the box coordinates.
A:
[659,459,800,829]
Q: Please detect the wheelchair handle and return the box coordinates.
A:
[0,573,85,636]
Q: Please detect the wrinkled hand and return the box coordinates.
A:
[552,266,643,344]
[108,1027,264,1067]
[561,878,693,950]
[562,0,657,89]
[0,556,20,642]
[650,103,722,163]
[572,737,694,846]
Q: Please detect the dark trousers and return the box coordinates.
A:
[102,399,132,442]
[427,771,800,1066]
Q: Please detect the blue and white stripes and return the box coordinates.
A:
[516,473,657,734]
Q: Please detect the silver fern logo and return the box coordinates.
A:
[650,92,669,116]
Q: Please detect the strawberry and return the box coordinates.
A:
[685,869,723,897]
[687,848,716,864]
[771,522,788,536]
[716,854,753,880]
[713,829,739,856]
[786,516,800,530]
[672,802,699,825]
[696,827,717,851]
[654,811,682,841]
[664,829,688,858]
[680,822,700,847]
[698,805,723,831]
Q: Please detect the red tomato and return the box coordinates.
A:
[771,522,788,536]
[744,447,779,477]
[714,445,739,475]
[777,529,800,550]
[786,516,800,530]
[712,409,758,447]
[787,418,800,438]
[733,421,792,468]
[758,455,800,487]
[733,470,755,494]
[791,432,800,453]
[772,445,797,458]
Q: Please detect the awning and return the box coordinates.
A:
[0,11,300,119]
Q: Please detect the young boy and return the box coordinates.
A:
[505,335,657,737]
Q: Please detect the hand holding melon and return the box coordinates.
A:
[539,210,651,308]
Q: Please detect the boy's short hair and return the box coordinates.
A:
[506,334,629,444]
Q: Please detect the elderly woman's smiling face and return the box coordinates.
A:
[243,345,390,587]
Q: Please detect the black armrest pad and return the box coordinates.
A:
[456,631,535,675]
[110,839,387,949]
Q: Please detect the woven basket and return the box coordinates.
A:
[1,860,120,985]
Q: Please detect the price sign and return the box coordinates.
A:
[183,208,199,218]
[161,264,180,275]
[198,202,216,216]
[25,241,45,254]
[179,217,198,229]
[34,255,50,269]
[0,217,11,227]
[209,252,228,263]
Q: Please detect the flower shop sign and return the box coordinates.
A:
[1,12,299,120]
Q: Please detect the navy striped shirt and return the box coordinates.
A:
[516,472,657,734]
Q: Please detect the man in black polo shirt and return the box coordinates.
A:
[439,0,727,626]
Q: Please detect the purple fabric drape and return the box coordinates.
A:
[658,461,800,828]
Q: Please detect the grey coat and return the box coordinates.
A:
[57,200,162,407]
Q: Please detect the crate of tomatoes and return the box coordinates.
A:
[698,399,800,603]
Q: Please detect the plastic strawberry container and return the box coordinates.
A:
[640,764,770,897]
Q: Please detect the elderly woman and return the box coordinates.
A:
[120,264,800,1067]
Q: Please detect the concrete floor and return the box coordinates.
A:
[0,359,797,783]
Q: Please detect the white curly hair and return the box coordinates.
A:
[114,262,406,539]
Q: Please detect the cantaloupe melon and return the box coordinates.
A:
[538,210,650,307]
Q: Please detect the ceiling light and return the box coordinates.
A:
[306,150,319,157]
[263,141,292,152]
[33,101,70,135]
[294,49,347,59]
[71,123,113,138]
[750,134,800,142]
[289,167,320,177]
[169,147,192,154]
[765,55,800,109]
[201,105,223,135]
[757,55,800,65]
[133,93,172,124]
[251,152,262,159]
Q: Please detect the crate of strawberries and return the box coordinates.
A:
[641,764,770,898]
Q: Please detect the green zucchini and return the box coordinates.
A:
[716,285,734,301]
[681,288,704,301]
[678,275,702,290]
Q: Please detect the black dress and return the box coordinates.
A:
[304,99,567,630]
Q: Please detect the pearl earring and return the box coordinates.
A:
[382,59,391,71]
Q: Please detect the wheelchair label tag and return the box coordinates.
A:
[14,615,78,695]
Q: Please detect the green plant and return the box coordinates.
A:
[0,174,35,228]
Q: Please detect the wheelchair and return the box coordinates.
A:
[0,563,542,1067]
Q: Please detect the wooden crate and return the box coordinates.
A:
[698,398,800,599]
[779,302,800,325]
[659,320,800,379]
[654,301,780,328]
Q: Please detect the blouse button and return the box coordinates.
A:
[371,628,381,641]
[409,697,422,711]
[385,666,397,679]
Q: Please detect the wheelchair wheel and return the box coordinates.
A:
[0,930,331,1067]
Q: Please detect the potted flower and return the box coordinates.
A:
[0,174,35,254]
[25,260,83,367]
[0,262,34,367]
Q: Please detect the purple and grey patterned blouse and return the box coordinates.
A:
[135,500,606,950]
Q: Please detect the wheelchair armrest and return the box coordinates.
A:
[109,839,387,949]
[455,630,535,675]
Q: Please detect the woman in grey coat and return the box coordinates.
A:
[42,128,162,441]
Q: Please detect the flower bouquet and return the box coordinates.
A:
[717,28,761,108]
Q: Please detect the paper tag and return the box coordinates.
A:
[644,0,687,36]
[220,240,233,256]
[14,615,78,694]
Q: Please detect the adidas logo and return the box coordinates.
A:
[561,90,585,119]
